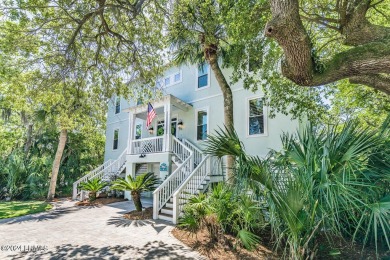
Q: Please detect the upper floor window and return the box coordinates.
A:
[113,129,119,150]
[115,97,121,114]
[196,110,208,140]
[158,70,182,88]
[164,77,171,86]
[197,63,209,89]
[248,98,265,136]
[174,72,181,83]
[137,98,143,105]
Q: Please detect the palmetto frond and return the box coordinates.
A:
[79,178,107,193]
[111,172,159,193]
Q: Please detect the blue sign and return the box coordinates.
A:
[160,163,168,172]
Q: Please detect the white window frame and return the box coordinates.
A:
[246,96,268,138]
[114,96,121,114]
[173,71,182,84]
[195,63,210,91]
[195,107,209,141]
[159,70,183,88]
[113,128,120,150]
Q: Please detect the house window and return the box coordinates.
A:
[115,97,121,114]
[137,98,143,105]
[113,129,119,150]
[164,77,170,87]
[248,98,264,135]
[157,120,164,136]
[174,72,181,82]
[135,124,142,139]
[196,110,208,140]
[197,63,209,89]
[171,118,177,137]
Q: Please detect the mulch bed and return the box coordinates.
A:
[172,227,277,260]
[173,226,390,260]
[123,207,153,220]
[75,197,127,206]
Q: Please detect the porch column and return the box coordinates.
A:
[127,112,135,154]
[164,103,172,152]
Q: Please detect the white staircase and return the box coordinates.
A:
[72,148,127,200]
[153,137,222,223]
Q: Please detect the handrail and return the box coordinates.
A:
[131,136,164,154]
[131,136,163,142]
[172,136,192,162]
[72,148,127,200]
[183,139,203,165]
[172,155,211,224]
[153,137,193,219]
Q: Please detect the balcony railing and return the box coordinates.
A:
[131,136,164,154]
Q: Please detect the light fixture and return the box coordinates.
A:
[178,120,184,130]
[139,154,146,158]
[148,127,154,134]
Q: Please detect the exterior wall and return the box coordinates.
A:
[104,63,300,161]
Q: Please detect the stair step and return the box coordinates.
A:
[161,207,173,215]
[158,213,173,222]
[165,202,173,208]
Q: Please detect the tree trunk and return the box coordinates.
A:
[131,191,143,211]
[24,123,33,154]
[208,54,235,181]
[264,0,390,95]
[47,129,68,201]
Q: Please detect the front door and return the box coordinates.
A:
[156,118,177,137]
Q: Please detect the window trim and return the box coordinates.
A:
[246,96,268,138]
[113,128,119,150]
[195,63,210,91]
[195,107,209,141]
[115,96,121,114]
[159,70,183,88]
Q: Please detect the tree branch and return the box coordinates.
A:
[350,74,390,95]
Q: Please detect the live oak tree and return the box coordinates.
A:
[1,1,166,200]
[264,0,390,95]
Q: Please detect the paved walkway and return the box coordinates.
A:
[0,199,204,259]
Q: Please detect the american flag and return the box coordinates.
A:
[146,102,156,128]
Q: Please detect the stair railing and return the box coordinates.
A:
[172,136,192,162]
[153,137,193,219]
[72,148,127,200]
[183,139,203,165]
[172,155,218,224]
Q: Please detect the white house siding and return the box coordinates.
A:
[104,63,300,161]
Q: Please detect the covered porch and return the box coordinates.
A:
[125,95,192,155]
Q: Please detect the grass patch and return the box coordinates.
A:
[0,200,52,219]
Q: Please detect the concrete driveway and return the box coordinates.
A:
[0,199,203,259]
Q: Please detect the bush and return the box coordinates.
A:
[178,183,265,251]
[203,119,390,259]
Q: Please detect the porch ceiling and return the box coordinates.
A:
[123,95,192,119]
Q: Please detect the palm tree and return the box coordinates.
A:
[111,172,159,211]
[79,178,107,202]
[204,120,390,259]
[168,0,236,178]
